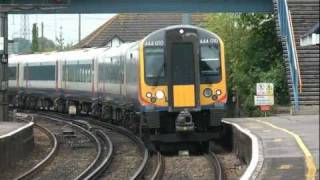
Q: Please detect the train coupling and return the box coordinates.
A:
[175,110,194,132]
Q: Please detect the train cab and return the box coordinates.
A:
[139,25,227,143]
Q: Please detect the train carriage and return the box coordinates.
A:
[8,25,227,146]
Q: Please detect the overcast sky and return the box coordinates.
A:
[8,14,116,44]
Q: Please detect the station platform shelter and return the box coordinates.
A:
[223,115,319,180]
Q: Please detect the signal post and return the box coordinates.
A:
[0,12,8,121]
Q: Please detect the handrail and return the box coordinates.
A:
[288,10,303,93]
[277,0,301,110]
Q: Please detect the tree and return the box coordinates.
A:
[56,26,64,51]
[206,13,289,117]
[39,37,56,52]
[31,23,39,52]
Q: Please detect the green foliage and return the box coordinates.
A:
[39,37,56,52]
[31,23,39,53]
[206,13,289,117]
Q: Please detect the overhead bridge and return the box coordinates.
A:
[1,0,274,13]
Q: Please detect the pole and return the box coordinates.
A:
[182,13,192,25]
[0,12,9,121]
[78,14,81,44]
[41,22,44,38]
[40,22,44,51]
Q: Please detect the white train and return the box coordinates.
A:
[9,42,140,117]
[9,25,227,145]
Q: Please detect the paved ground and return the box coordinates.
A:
[0,122,30,137]
[224,114,319,180]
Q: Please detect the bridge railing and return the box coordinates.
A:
[277,0,302,110]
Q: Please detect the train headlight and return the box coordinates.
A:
[156,90,165,99]
[146,92,152,98]
[203,88,213,97]
[216,89,222,95]
[179,29,184,34]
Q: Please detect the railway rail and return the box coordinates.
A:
[15,122,58,180]
[32,112,150,180]
[12,111,224,180]
[207,150,225,180]
[14,112,101,180]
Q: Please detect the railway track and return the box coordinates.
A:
[15,122,58,180]
[12,111,224,180]
[207,150,225,180]
[34,112,151,180]
[161,151,224,180]
[15,112,101,180]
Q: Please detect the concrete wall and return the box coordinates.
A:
[0,122,34,171]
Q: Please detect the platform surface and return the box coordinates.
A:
[0,122,31,138]
[223,115,319,180]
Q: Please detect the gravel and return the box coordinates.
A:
[32,118,97,180]
[217,153,247,180]
[97,129,142,180]
[162,155,215,180]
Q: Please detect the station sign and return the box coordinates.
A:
[256,83,274,96]
[0,37,4,51]
[254,95,274,106]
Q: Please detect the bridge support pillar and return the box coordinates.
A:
[0,12,9,121]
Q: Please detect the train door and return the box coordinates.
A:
[165,28,200,110]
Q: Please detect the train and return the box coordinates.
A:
[8,25,227,149]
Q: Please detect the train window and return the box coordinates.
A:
[24,65,55,81]
[144,47,165,85]
[8,66,17,80]
[63,63,92,82]
[171,43,195,85]
[98,57,121,83]
[200,45,221,83]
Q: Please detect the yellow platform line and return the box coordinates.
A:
[254,119,317,180]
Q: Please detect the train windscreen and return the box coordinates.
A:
[144,47,165,85]
[200,45,221,83]
[171,43,195,85]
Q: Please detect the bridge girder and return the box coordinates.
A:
[1,0,274,13]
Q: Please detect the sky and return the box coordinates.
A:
[8,14,116,44]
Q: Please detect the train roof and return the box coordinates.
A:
[143,24,222,42]
[9,47,109,64]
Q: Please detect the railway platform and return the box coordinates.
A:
[0,121,34,171]
[223,115,319,180]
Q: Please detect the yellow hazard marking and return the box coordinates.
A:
[254,119,317,180]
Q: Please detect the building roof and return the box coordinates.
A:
[78,13,208,48]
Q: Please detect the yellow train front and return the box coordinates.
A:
[137,25,227,145]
